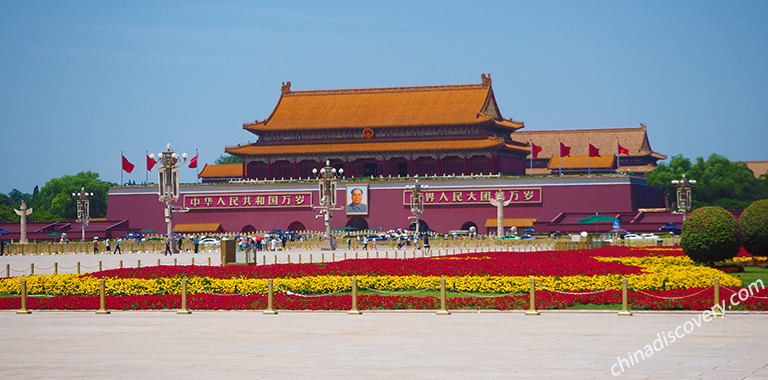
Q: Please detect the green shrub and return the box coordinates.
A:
[740,199,768,256]
[681,206,741,263]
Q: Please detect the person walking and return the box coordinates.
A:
[113,238,122,254]
[164,237,172,256]
[105,239,111,253]
[93,238,99,254]
[193,236,199,253]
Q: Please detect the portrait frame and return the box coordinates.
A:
[346,184,369,215]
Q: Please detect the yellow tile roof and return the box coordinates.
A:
[198,164,243,179]
[227,136,530,157]
[547,155,617,169]
[172,223,224,233]
[244,74,524,132]
[484,218,538,228]
[512,124,666,160]
[744,161,768,179]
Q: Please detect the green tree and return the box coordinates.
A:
[645,155,692,208]
[29,172,115,221]
[647,154,766,210]
[214,154,242,165]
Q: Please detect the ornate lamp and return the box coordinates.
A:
[71,187,94,242]
[150,143,187,253]
[313,161,343,250]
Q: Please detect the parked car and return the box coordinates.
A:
[520,234,537,239]
[641,233,660,240]
[200,237,221,246]
[624,234,642,240]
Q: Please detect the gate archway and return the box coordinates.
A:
[346,216,369,231]
[287,221,306,232]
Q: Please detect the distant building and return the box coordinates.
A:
[111,75,670,235]
[512,125,666,176]
[744,161,768,179]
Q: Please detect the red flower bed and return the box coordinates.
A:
[92,247,653,280]
[3,286,766,311]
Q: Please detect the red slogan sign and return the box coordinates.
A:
[184,192,313,210]
[403,188,541,205]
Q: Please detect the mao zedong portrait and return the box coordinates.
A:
[348,187,367,213]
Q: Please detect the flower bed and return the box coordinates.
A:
[0,246,762,310]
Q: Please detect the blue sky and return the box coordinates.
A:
[1,1,766,194]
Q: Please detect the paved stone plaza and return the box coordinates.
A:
[2,251,768,378]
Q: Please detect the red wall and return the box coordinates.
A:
[108,177,663,234]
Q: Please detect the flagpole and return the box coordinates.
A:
[558,140,562,176]
[145,150,149,185]
[588,139,591,176]
[529,141,533,176]
[196,148,199,183]
[617,138,621,173]
[121,151,124,185]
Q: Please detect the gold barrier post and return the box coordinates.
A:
[177,278,191,315]
[99,261,102,272]
[30,263,34,275]
[348,278,362,315]
[54,262,58,274]
[119,260,123,269]
[322,253,325,262]
[77,262,81,274]
[299,254,301,263]
[274,255,277,265]
[310,254,313,263]
[525,277,540,316]
[618,277,633,316]
[713,278,724,317]
[17,279,31,314]
[6,264,9,278]
[436,278,451,315]
[157,259,161,266]
[174,258,177,266]
[208,257,211,266]
[287,254,291,264]
[96,279,110,315]
[138,260,141,268]
[192,257,195,266]
[263,279,277,315]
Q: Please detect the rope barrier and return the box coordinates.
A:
[187,285,269,296]
[450,287,527,298]
[277,286,351,298]
[537,286,619,296]
[721,285,768,300]
[105,285,168,296]
[359,286,438,295]
[630,286,712,300]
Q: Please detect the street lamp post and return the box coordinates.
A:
[406,178,428,243]
[150,144,187,254]
[313,161,343,251]
[71,187,94,242]
[671,174,696,222]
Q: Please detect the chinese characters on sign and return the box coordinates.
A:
[403,188,541,205]
[184,192,313,209]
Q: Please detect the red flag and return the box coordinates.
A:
[618,143,629,155]
[588,143,600,157]
[531,143,542,159]
[188,154,198,169]
[147,155,157,172]
[559,142,571,157]
[122,155,135,174]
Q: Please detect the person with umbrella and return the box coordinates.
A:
[93,237,99,254]
[113,238,122,254]
[164,236,172,256]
